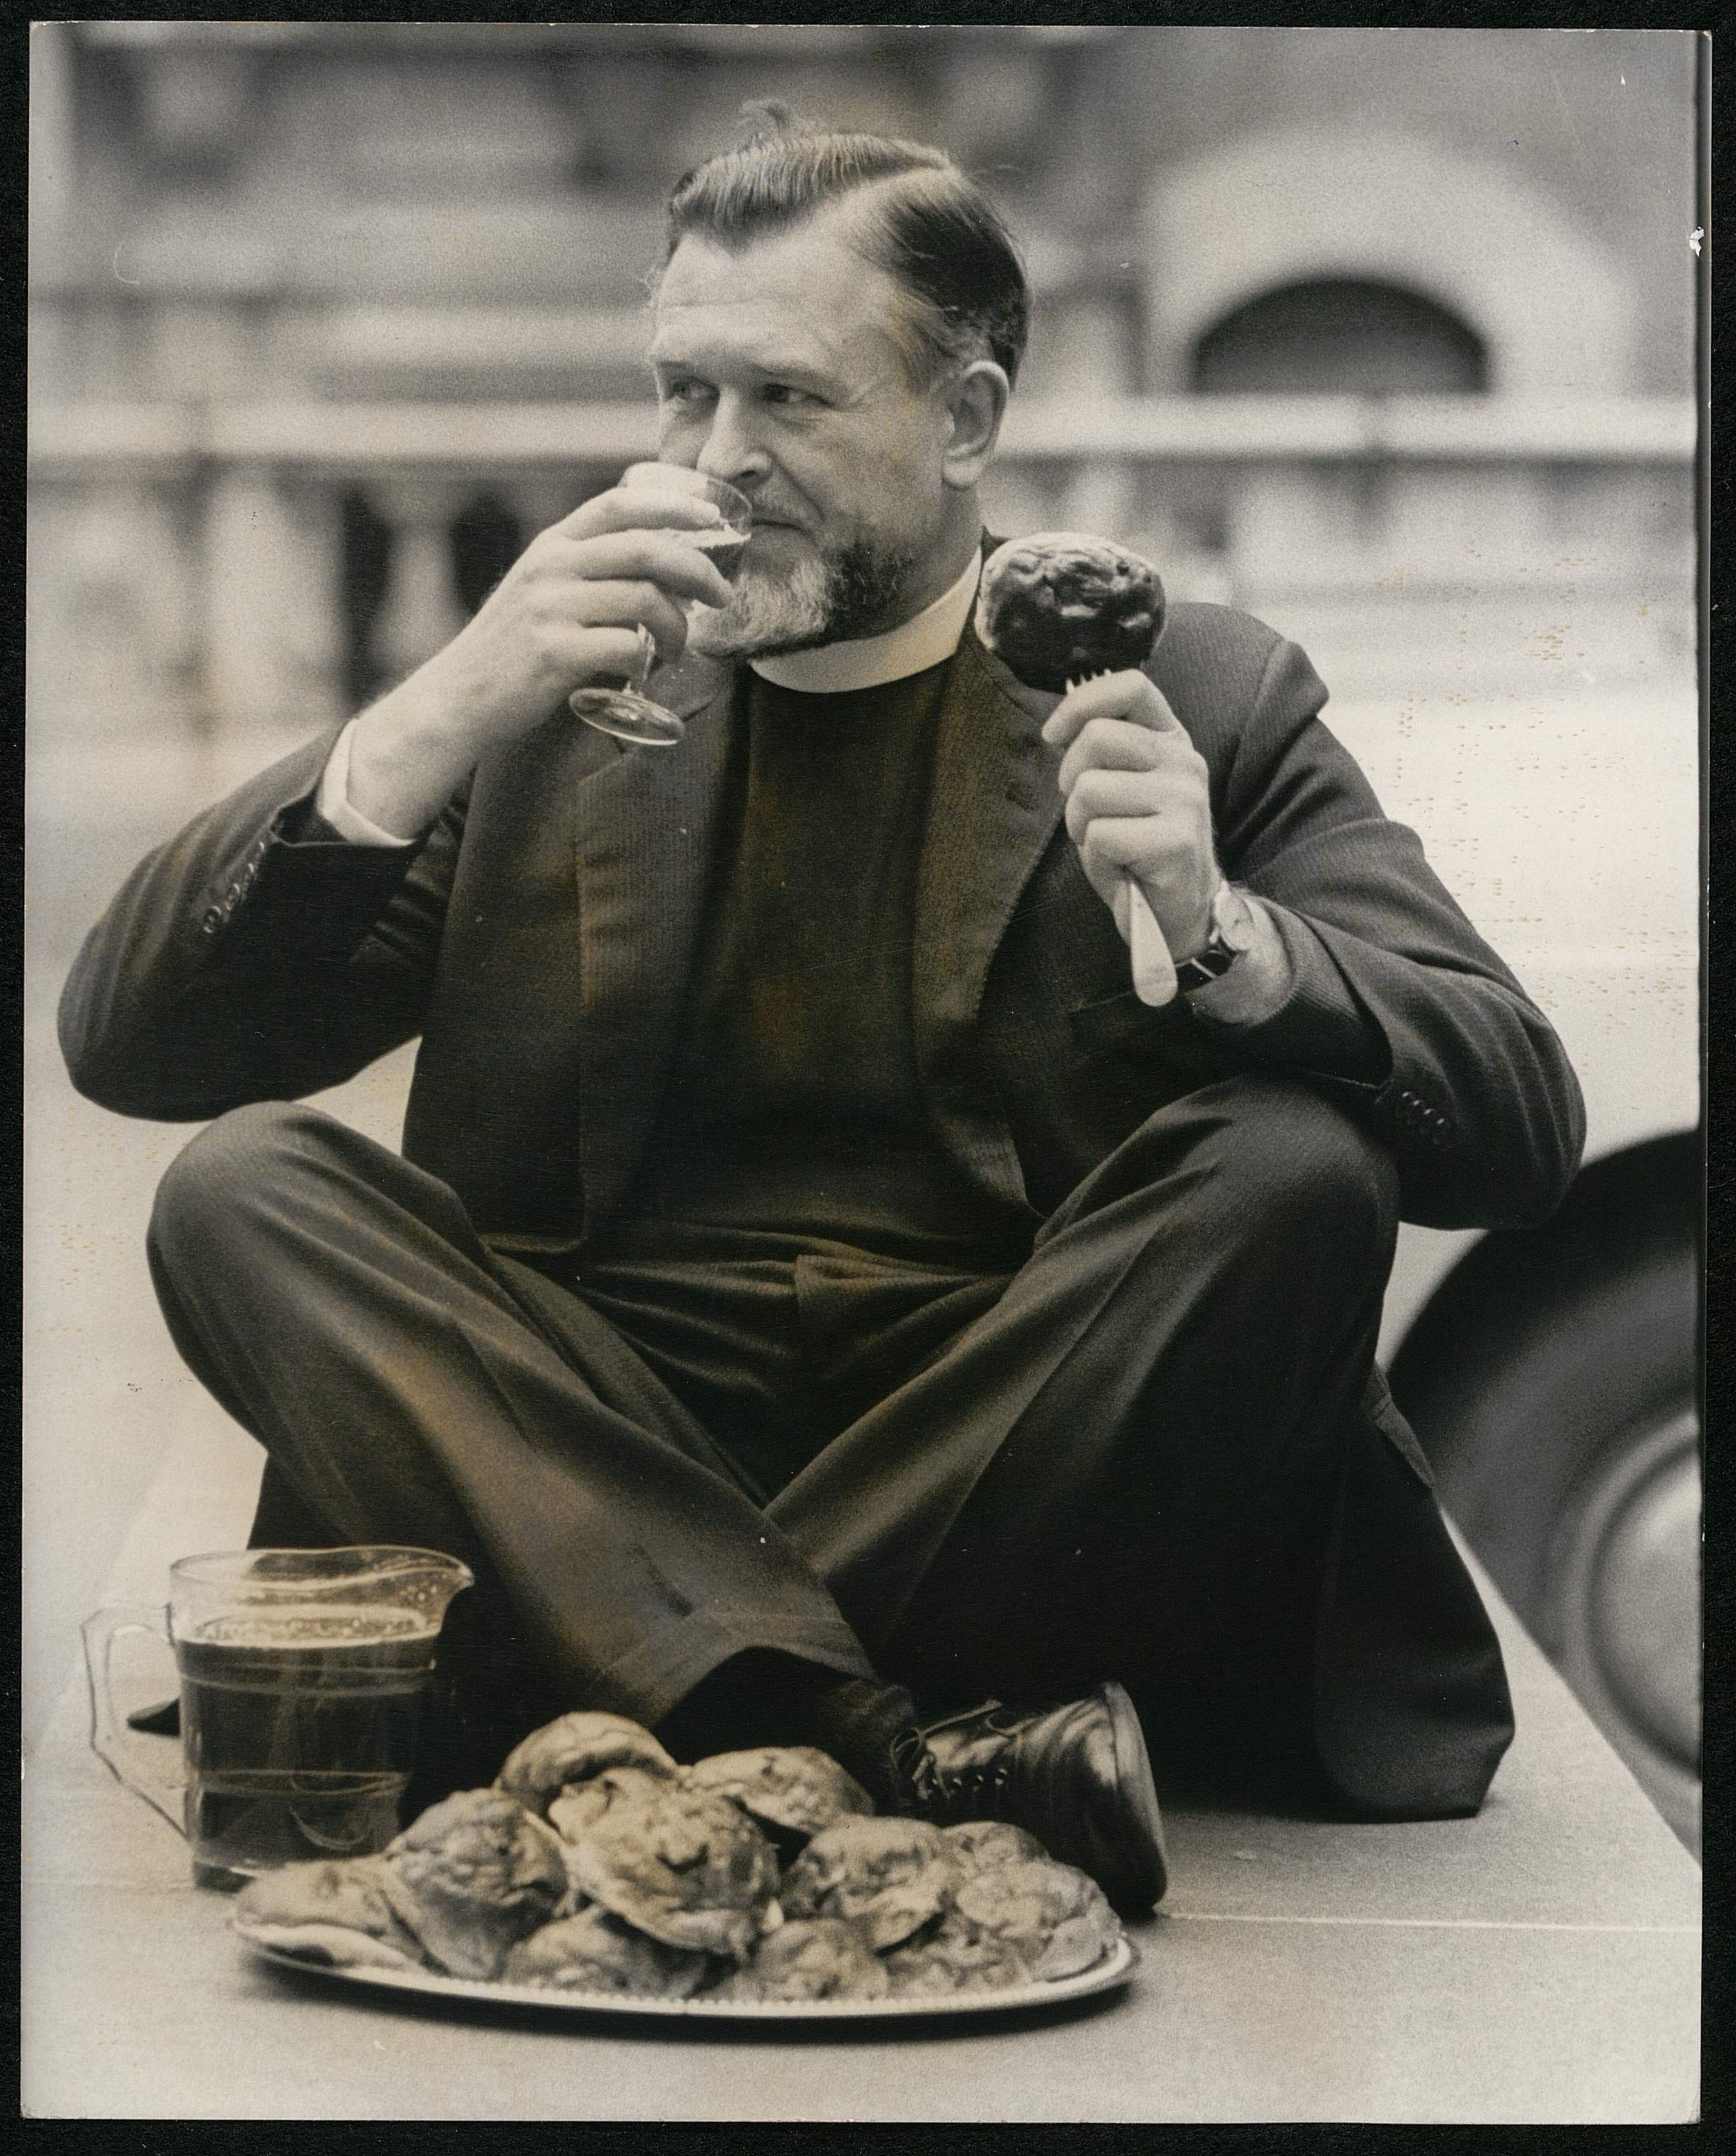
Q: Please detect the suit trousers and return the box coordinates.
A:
[145,1074,1400,1789]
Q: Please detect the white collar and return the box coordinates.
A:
[748,552,982,693]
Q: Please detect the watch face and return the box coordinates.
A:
[1211,884,1258,954]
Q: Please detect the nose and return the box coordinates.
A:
[694,393,773,494]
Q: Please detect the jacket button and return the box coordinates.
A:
[201,907,222,935]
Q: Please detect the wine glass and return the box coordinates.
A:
[568,464,754,748]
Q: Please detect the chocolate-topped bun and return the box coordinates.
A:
[500,1905,713,1999]
[780,1816,959,1952]
[495,1711,678,1819]
[951,1855,1121,1982]
[939,1819,1048,1878]
[715,1917,892,2004]
[975,532,1165,692]
[688,1746,874,1843]
[560,1780,781,1963]
[882,1910,1028,1999]
[231,1856,427,1972]
[381,1787,569,1979]
[547,1763,679,1845]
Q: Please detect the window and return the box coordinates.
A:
[1192,279,1489,396]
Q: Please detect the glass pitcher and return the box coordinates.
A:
[82,1546,474,1889]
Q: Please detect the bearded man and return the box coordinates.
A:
[60,125,1584,1911]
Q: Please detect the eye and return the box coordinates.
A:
[658,377,714,411]
[761,382,819,409]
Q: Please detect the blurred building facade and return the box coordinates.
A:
[28,22,1697,962]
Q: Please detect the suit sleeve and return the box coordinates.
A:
[1182,630,1586,1230]
[58,727,466,1120]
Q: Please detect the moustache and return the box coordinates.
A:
[742,507,807,535]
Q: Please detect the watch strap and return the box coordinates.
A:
[1175,933,1238,993]
[1177,883,1254,994]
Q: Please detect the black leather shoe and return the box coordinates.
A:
[892,1680,1167,1911]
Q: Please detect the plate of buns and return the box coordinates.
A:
[233,1712,1138,2023]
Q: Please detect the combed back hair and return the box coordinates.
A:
[662,116,1031,389]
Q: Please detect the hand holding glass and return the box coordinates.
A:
[569,464,753,747]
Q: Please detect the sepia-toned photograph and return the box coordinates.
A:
[23,21,1702,2123]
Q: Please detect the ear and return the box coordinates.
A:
[939,360,1011,491]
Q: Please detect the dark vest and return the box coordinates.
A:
[627,660,1034,1268]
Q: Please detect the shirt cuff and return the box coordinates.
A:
[1186,898,1390,1085]
[316,719,420,847]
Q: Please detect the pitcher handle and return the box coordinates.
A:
[81,1604,185,1838]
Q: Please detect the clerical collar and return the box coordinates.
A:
[749,552,982,693]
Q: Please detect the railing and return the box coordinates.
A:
[28,390,1698,471]
[26,393,1698,759]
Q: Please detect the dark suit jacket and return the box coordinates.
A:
[60,598,1586,1817]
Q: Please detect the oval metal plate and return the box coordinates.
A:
[241,1931,1138,2025]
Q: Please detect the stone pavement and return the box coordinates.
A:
[21,1418,1700,2123]
[21,972,417,1754]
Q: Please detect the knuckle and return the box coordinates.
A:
[570,534,619,579]
[645,535,693,576]
[504,556,547,605]
[529,588,571,636]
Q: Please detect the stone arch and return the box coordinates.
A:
[1192,277,1491,396]
[1141,125,1635,394]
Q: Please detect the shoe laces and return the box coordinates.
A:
[891,1713,1016,1821]
[929,1700,1024,1737]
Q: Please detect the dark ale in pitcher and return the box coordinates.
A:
[179,1607,438,1888]
[84,1546,475,1888]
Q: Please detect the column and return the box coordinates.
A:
[363,474,471,687]
[201,460,347,785]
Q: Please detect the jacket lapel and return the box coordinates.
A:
[912,627,1067,1211]
[572,651,737,1240]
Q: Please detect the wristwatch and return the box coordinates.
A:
[1175,882,1259,993]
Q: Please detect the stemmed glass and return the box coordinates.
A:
[568,463,754,748]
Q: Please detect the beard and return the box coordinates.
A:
[684,535,919,660]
